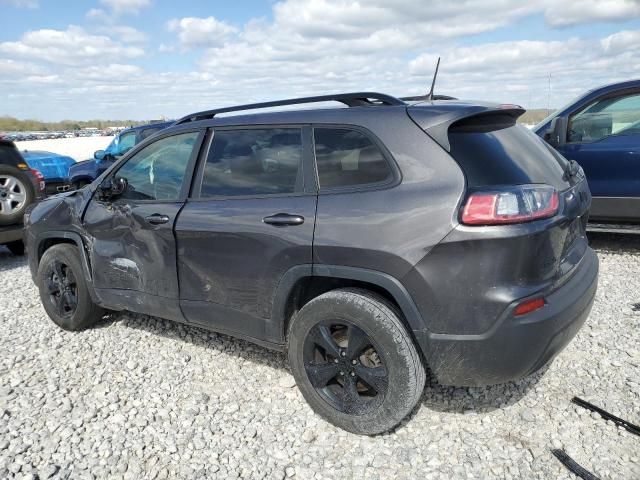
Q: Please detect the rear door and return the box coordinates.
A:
[560,91,640,220]
[83,129,203,320]
[175,127,316,344]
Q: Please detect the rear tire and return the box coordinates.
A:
[288,288,426,435]
[37,244,105,331]
[6,240,24,256]
[0,165,34,226]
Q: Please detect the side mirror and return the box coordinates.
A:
[545,117,568,147]
[98,177,128,200]
[94,150,106,160]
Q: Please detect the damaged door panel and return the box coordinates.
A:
[82,130,203,321]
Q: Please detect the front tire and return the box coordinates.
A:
[288,288,426,435]
[36,244,105,331]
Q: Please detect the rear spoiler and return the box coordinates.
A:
[408,103,525,152]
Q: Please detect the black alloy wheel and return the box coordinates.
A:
[45,260,79,319]
[303,321,388,415]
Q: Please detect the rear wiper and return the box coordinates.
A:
[563,159,581,181]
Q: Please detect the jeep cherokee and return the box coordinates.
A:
[25,92,598,434]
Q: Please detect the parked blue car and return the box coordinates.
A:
[534,79,640,227]
[67,122,173,189]
[21,150,76,195]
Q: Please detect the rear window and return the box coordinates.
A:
[314,128,393,190]
[448,119,569,190]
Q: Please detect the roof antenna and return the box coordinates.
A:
[427,57,441,101]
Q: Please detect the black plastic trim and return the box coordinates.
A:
[175,92,406,125]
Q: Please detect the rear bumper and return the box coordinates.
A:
[415,247,599,386]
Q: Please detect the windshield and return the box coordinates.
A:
[534,91,588,131]
[104,131,136,157]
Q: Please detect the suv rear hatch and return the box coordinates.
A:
[407,104,593,334]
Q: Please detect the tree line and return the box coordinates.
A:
[0,116,149,132]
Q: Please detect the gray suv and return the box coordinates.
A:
[25,93,598,434]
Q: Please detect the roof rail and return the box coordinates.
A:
[175,92,405,125]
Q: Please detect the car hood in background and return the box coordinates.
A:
[21,150,76,180]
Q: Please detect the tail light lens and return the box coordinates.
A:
[30,169,46,191]
[461,185,559,226]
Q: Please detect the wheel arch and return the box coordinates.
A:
[35,231,93,283]
[273,264,427,349]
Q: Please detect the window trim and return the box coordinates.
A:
[190,125,312,201]
[566,90,640,145]
[311,124,401,195]
[96,127,206,205]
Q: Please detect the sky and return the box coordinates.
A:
[0,0,639,121]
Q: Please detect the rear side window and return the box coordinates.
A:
[200,128,303,197]
[314,128,392,189]
[448,119,570,190]
[139,127,163,141]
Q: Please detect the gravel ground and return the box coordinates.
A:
[0,233,638,479]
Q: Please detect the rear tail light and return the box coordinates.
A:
[461,185,559,226]
[30,169,46,191]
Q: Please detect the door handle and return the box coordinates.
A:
[262,213,305,226]
[145,214,170,225]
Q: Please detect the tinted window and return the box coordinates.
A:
[200,129,302,197]
[139,127,163,141]
[116,132,198,201]
[449,122,569,190]
[313,128,392,189]
[568,93,640,142]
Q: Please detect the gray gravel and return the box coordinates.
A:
[1,233,639,479]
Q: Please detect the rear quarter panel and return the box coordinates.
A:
[313,111,465,286]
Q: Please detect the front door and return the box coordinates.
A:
[83,130,203,320]
[560,91,640,221]
[175,127,316,344]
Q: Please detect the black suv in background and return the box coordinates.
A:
[25,93,598,434]
[0,137,45,254]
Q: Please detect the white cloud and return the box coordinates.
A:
[86,8,110,22]
[101,25,148,43]
[0,26,144,66]
[543,0,640,28]
[601,29,640,53]
[167,17,237,49]
[0,58,44,79]
[3,0,640,120]
[100,0,151,15]
[25,74,61,84]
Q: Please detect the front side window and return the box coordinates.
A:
[200,128,303,197]
[313,128,392,189]
[568,93,640,143]
[115,131,199,201]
